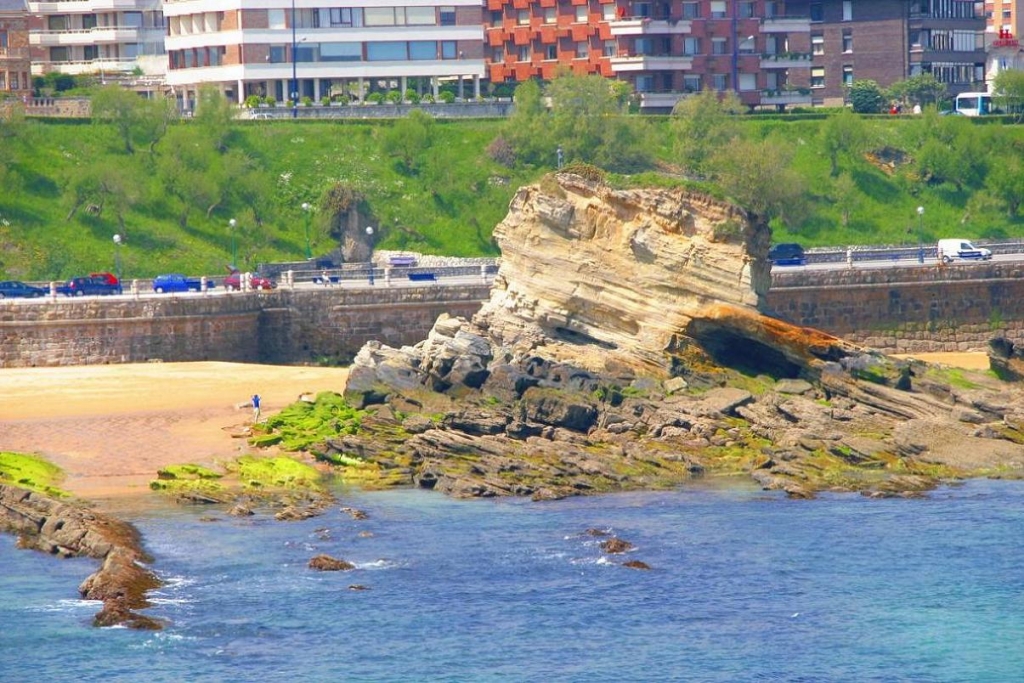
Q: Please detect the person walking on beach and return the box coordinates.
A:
[251,394,262,423]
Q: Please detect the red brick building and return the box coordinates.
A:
[0,0,31,101]
[485,0,813,112]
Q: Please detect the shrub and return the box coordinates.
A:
[404,89,420,104]
[366,91,385,104]
[320,96,331,107]
[265,97,276,107]
[385,90,402,104]
[438,91,455,104]
[486,135,517,167]
[301,96,314,107]
[244,95,261,109]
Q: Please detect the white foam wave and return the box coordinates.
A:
[26,598,103,613]
[355,558,402,570]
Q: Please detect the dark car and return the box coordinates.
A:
[59,276,122,297]
[0,280,48,298]
[152,273,212,293]
[223,269,275,291]
[768,243,806,266]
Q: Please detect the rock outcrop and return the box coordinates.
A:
[0,483,162,629]
[337,173,1024,499]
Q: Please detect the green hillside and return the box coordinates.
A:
[1,91,1022,280]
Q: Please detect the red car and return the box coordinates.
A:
[90,272,120,286]
[223,269,275,291]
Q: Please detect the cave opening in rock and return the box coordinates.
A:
[688,326,802,380]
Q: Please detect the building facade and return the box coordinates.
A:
[485,0,812,112]
[786,0,987,105]
[986,0,1022,38]
[162,0,487,109]
[0,0,30,99]
[25,0,165,77]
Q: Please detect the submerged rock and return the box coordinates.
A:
[309,554,356,571]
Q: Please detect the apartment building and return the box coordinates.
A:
[986,0,1022,37]
[786,0,987,105]
[0,0,31,99]
[485,0,812,112]
[25,0,165,77]
[162,0,486,109]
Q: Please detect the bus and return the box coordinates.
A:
[953,92,993,116]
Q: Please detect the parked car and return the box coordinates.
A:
[58,276,122,296]
[223,269,275,291]
[152,273,212,293]
[768,243,806,266]
[0,280,48,298]
[90,272,120,286]
[937,239,992,264]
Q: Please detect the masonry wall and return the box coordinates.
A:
[0,285,490,368]
[766,262,1024,353]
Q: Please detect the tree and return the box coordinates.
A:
[709,136,807,225]
[831,172,860,227]
[848,80,884,114]
[670,89,743,176]
[993,69,1024,123]
[886,73,947,108]
[820,108,867,176]
[194,84,236,152]
[501,78,552,167]
[91,85,177,154]
[382,109,434,174]
[986,153,1024,218]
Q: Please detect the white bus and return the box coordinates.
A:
[953,92,993,116]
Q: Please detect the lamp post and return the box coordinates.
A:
[365,226,375,285]
[916,206,925,264]
[291,0,298,119]
[301,202,312,259]
[229,218,237,268]
[112,233,123,287]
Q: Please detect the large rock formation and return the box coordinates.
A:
[338,173,1024,499]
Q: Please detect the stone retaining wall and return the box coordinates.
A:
[767,262,1024,353]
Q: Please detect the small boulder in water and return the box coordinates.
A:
[309,554,355,571]
[601,537,634,554]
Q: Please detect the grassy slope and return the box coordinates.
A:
[1,116,1021,280]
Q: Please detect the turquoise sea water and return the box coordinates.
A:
[3,479,1024,682]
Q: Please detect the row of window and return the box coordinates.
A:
[0,70,29,90]
[169,40,463,69]
[47,43,163,61]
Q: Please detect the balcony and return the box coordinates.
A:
[0,47,31,59]
[637,91,687,109]
[608,18,692,36]
[609,54,693,72]
[31,26,141,47]
[29,0,142,12]
[760,88,812,106]
[760,52,812,69]
[31,58,137,76]
[760,16,810,33]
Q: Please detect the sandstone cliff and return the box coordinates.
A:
[334,173,1024,499]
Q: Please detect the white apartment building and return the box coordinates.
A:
[162,0,487,109]
[26,0,165,76]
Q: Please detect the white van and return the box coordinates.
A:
[937,239,992,264]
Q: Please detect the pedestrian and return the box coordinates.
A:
[251,394,262,423]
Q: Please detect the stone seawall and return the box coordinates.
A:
[767,262,1024,353]
[0,285,490,368]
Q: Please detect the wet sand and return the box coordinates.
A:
[0,353,989,501]
[0,362,349,499]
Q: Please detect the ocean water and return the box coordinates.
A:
[3,479,1024,683]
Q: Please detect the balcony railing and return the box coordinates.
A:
[608,17,693,36]
[760,52,813,68]
[761,88,812,105]
[760,16,811,33]
[31,26,142,46]
[609,54,694,72]
[0,47,31,59]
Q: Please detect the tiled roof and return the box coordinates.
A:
[0,0,27,11]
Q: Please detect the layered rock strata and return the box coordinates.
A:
[339,173,1024,498]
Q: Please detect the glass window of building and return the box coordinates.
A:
[407,7,436,25]
[441,41,456,58]
[712,73,728,90]
[739,2,754,18]
[682,37,700,54]
[268,9,285,29]
[518,9,529,24]
[544,7,556,23]
[577,41,589,58]
[440,6,456,25]
[739,72,756,91]
[842,1,852,21]
[545,44,556,59]
[710,1,727,19]
[842,65,853,86]
[518,45,530,61]
[811,66,825,87]
[682,2,700,19]
[603,40,616,56]
[810,2,823,22]
[812,34,824,55]
[683,74,701,92]
[576,6,588,22]
[842,31,852,52]
[712,37,727,54]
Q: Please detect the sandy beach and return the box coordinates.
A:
[0,353,988,502]
[0,362,349,500]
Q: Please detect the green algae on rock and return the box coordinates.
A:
[0,451,69,498]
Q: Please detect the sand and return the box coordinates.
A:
[0,352,990,501]
[0,362,349,500]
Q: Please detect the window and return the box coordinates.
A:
[83,45,98,60]
[603,40,616,56]
[682,37,700,55]
[330,8,353,27]
[544,7,555,23]
[740,35,756,53]
[268,9,285,29]
[683,74,701,92]
[739,2,755,18]
[603,4,616,20]
[810,2,823,22]
[545,44,557,59]
[493,46,504,61]
[635,37,652,54]
[842,1,852,21]
[0,74,5,90]
[365,8,396,26]
[82,14,97,29]
[812,35,824,55]
[842,31,852,53]
[409,41,436,60]
[842,65,853,86]
[710,1,727,19]
[269,45,286,63]
[682,2,700,19]
[440,6,456,26]
[48,15,69,30]
[441,41,456,58]
[0,31,6,48]
[739,73,756,91]
[367,41,406,60]
[517,9,529,25]
[811,66,825,88]
[577,41,589,58]
[764,1,777,18]
[712,37,727,55]
[765,71,778,89]
[636,75,654,92]
[712,73,728,91]
[518,45,530,61]
[576,6,588,22]
[321,42,362,61]
[490,10,502,24]
[764,35,777,55]
[407,7,435,25]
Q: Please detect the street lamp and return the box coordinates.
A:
[365,226,375,285]
[291,0,298,119]
[301,202,312,259]
[229,218,237,268]
[916,206,925,264]
[112,234,123,286]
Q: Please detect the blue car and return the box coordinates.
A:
[0,280,48,298]
[152,274,211,293]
